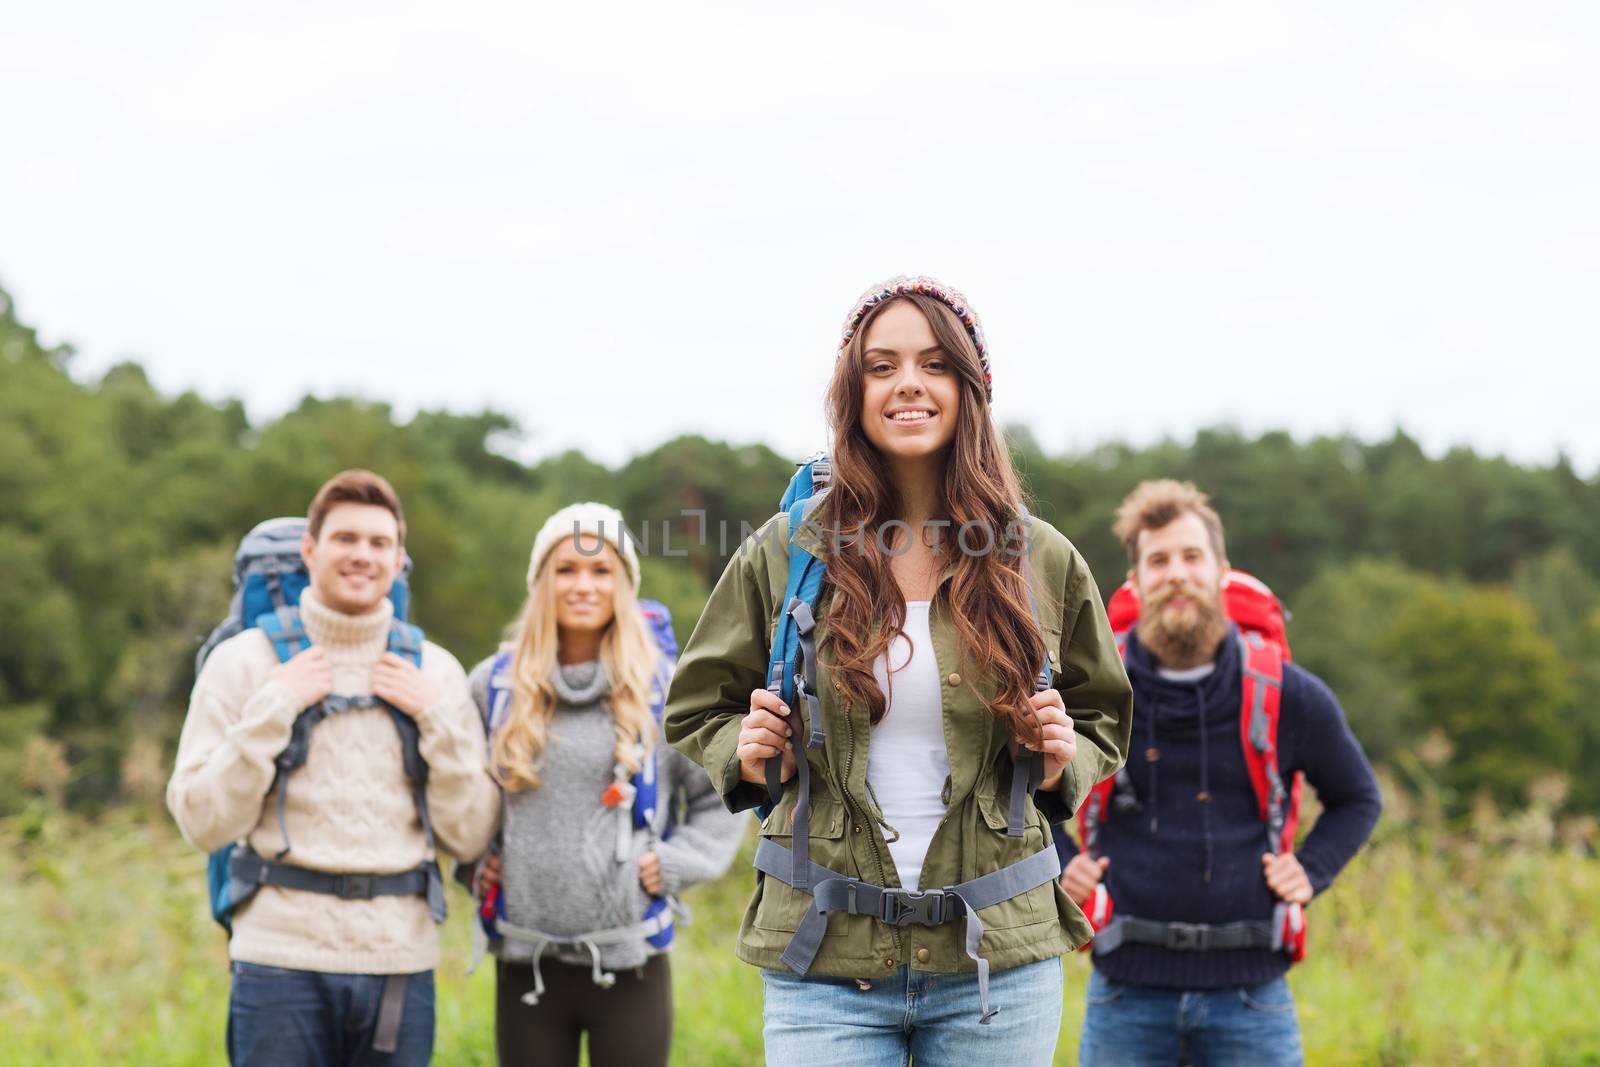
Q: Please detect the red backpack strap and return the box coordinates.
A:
[1074,632,1130,855]
[1237,631,1298,855]
[1076,778,1117,859]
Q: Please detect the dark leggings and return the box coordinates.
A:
[495,955,672,1067]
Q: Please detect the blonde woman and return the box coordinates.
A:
[468,503,743,1067]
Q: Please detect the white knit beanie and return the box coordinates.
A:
[527,502,641,592]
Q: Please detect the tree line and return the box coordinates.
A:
[2,286,1596,819]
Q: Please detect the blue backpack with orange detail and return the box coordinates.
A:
[473,598,683,978]
[197,517,445,934]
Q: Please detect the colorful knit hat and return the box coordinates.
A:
[838,275,992,401]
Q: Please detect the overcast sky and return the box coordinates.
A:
[4,1,1596,471]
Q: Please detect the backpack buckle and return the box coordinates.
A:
[879,888,949,927]
[1166,922,1208,950]
[336,874,377,900]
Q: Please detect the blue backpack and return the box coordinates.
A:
[197,517,444,934]
[478,599,681,954]
[762,452,1049,856]
[753,453,1057,1024]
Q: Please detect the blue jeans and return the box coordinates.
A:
[227,961,435,1067]
[1078,970,1304,1067]
[762,956,1063,1067]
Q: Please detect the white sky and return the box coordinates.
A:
[3,1,1597,470]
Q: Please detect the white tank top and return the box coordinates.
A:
[866,601,950,891]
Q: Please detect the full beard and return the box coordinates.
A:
[1138,583,1230,669]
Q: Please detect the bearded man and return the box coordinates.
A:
[1058,480,1381,1067]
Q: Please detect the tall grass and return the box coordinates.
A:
[2,788,1597,1066]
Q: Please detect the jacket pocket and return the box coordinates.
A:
[752,796,848,935]
[970,772,1050,930]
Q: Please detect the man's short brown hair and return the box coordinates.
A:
[307,469,406,543]
[1113,479,1226,566]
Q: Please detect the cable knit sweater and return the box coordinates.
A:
[468,656,746,972]
[168,591,500,974]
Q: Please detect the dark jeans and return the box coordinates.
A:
[495,954,672,1067]
[227,961,435,1067]
[1078,970,1304,1067]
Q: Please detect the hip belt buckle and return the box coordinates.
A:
[1166,922,1208,951]
[336,874,377,900]
[879,888,949,927]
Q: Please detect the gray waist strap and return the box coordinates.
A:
[230,849,445,921]
[753,837,1060,1024]
[1092,915,1276,955]
[496,901,683,1007]
[494,905,679,950]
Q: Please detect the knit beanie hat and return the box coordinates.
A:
[838,275,992,401]
[527,502,641,592]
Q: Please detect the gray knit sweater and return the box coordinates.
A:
[468,656,745,970]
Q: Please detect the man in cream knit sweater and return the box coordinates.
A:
[168,470,499,1066]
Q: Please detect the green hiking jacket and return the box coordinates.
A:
[663,508,1132,978]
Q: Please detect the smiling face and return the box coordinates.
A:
[545,534,620,637]
[857,299,962,465]
[1131,511,1230,666]
[301,502,404,615]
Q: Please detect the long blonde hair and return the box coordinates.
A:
[491,539,662,792]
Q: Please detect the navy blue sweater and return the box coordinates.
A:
[1054,625,1382,989]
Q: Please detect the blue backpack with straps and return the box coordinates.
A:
[754,452,1058,1024]
[197,517,444,934]
[477,599,681,954]
[763,452,1049,828]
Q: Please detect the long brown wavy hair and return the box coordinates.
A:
[822,293,1046,744]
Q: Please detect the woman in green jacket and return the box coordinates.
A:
[664,276,1132,1066]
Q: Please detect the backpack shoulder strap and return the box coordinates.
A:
[762,490,830,887]
[382,619,443,915]
[387,620,424,666]
[1238,630,1293,853]
[765,491,830,711]
[383,619,429,781]
[1005,507,1049,838]
[633,614,678,833]
[1238,630,1309,962]
[1077,777,1118,858]
[484,649,516,740]
[1076,636,1130,852]
[256,606,310,664]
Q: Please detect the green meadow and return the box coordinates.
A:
[4,784,1597,1067]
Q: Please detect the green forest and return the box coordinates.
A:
[6,287,1600,1064]
[4,285,1597,823]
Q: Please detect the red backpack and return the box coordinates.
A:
[1076,569,1307,962]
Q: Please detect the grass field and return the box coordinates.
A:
[3,795,1598,1066]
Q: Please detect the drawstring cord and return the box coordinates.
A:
[1146,704,1160,835]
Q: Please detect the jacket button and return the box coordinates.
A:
[947,672,961,686]
[915,947,930,964]
[853,825,863,834]
[884,957,896,969]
